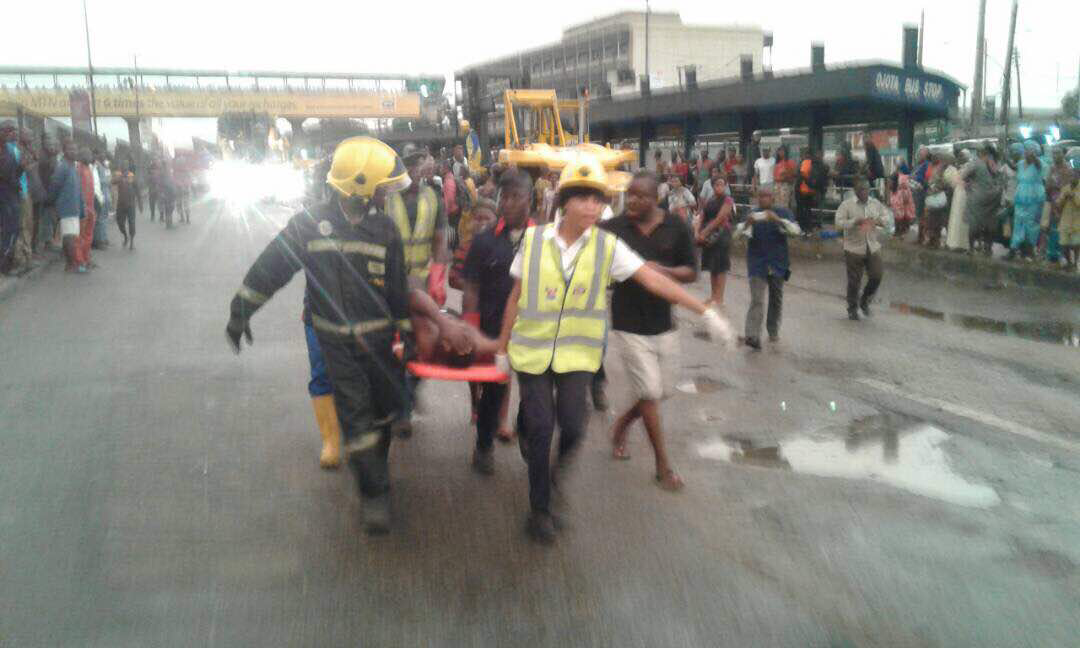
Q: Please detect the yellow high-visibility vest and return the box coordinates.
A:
[387,186,437,280]
[508,224,615,375]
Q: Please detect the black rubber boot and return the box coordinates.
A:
[361,493,390,535]
[526,512,556,545]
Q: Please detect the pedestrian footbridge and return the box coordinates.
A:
[0,66,443,119]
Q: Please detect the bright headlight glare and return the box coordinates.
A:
[209,160,305,207]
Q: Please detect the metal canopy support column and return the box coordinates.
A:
[738,112,758,160]
[639,120,654,168]
[809,105,827,155]
[599,124,615,147]
[684,114,700,161]
[898,110,916,166]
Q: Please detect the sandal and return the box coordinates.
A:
[612,438,630,460]
[655,469,684,492]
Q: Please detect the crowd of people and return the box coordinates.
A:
[242,129,1077,543]
[904,140,1079,269]
[614,135,1080,273]
[7,118,1071,545]
[0,119,199,277]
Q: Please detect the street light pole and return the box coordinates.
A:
[971,0,987,131]
[82,0,98,136]
[999,0,1018,152]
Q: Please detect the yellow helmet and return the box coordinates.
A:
[556,153,611,197]
[326,136,410,199]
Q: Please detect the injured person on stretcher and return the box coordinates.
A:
[404,288,501,368]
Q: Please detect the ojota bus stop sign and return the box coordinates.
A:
[872,70,947,109]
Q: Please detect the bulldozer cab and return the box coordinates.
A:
[503,89,585,149]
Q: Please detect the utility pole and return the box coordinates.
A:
[917,9,925,67]
[644,0,650,88]
[1000,0,1018,152]
[970,0,987,131]
[82,0,98,135]
[1015,50,1023,119]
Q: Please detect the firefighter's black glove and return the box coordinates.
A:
[226,316,253,354]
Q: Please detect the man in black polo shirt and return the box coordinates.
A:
[462,169,533,475]
[600,170,697,491]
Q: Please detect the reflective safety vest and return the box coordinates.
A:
[386,186,438,280]
[508,224,615,375]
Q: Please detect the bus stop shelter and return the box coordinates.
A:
[590,61,963,167]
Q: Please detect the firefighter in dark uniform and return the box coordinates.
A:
[226,136,412,534]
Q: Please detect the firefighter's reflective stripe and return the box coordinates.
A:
[311,313,392,337]
[508,224,614,375]
[236,284,269,305]
[306,238,386,259]
[343,413,397,454]
[345,432,381,453]
[386,187,437,279]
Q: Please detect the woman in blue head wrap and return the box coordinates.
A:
[1007,140,1046,260]
[1044,147,1074,264]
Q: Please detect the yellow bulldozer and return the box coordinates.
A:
[497,89,636,187]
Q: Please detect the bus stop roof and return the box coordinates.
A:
[590,61,963,134]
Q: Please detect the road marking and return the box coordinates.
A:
[856,377,1080,454]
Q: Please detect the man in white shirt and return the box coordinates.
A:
[752,146,775,192]
[834,177,893,320]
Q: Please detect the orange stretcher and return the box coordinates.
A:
[406,361,509,383]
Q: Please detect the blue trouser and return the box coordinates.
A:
[1010,201,1042,250]
[304,322,333,397]
[1046,223,1061,262]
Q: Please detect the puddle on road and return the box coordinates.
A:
[890,302,1079,347]
[697,418,1001,509]
[677,376,728,395]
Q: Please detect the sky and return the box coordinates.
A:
[4,0,1079,146]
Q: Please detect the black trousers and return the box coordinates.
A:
[115,204,136,241]
[148,190,158,220]
[317,333,406,497]
[475,381,507,451]
[795,191,818,232]
[845,251,884,311]
[516,369,592,514]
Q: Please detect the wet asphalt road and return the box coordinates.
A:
[1,198,1078,647]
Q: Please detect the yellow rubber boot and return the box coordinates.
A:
[312,395,342,469]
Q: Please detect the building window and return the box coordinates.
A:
[617,68,634,85]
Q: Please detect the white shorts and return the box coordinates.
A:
[614,330,679,401]
[59,216,80,237]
